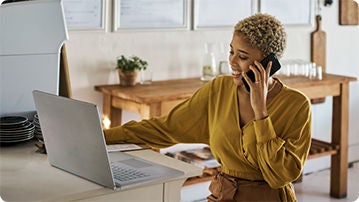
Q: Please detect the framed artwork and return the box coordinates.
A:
[113,0,189,31]
[62,0,106,30]
[193,0,253,29]
[259,0,313,26]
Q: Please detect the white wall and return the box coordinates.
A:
[64,1,359,172]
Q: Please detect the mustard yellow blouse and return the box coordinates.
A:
[104,76,312,201]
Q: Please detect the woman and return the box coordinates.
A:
[104,13,312,201]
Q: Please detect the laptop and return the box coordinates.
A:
[32,90,184,190]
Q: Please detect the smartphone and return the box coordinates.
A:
[242,53,281,91]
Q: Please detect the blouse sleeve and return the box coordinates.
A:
[254,100,312,189]
[103,81,212,148]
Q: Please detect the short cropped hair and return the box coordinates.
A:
[234,13,286,58]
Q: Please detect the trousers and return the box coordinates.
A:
[207,173,283,202]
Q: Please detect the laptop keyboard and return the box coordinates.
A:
[111,164,150,182]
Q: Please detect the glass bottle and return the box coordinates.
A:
[201,43,217,81]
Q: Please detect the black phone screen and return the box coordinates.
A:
[242,53,281,91]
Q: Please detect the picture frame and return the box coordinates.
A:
[259,0,313,26]
[62,0,106,31]
[113,0,189,31]
[193,0,254,30]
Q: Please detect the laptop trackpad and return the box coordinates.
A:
[121,159,152,168]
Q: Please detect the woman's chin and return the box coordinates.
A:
[232,75,243,86]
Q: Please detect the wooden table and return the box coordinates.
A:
[95,73,356,198]
[95,77,205,126]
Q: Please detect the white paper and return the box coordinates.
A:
[106,144,142,152]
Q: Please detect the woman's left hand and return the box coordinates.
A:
[242,60,272,120]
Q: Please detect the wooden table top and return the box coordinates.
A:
[94,74,357,104]
[95,77,205,103]
[277,73,356,87]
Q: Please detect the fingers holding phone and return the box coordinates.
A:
[242,60,272,90]
[242,53,281,92]
[253,60,272,83]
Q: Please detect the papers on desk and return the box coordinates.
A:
[106,144,143,152]
[164,146,220,169]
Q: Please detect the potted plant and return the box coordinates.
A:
[116,55,148,86]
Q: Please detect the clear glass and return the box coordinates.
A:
[218,61,231,75]
[316,66,323,80]
[201,43,217,81]
[140,69,152,85]
[281,59,317,78]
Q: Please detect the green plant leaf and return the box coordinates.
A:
[116,55,148,72]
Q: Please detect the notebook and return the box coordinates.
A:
[32,90,184,190]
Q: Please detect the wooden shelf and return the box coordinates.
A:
[183,138,340,185]
[308,138,340,159]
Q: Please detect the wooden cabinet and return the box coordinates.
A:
[95,74,356,198]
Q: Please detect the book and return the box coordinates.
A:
[165,146,220,169]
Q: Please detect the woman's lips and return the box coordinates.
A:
[232,70,242,79]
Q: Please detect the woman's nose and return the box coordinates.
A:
[229,55,237,67]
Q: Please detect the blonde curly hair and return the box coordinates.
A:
[234,13,286,58]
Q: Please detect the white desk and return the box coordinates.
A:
[0,141,202,201]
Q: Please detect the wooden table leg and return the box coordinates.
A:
[102,94,122,127]
[110,108,122,127]
[140,103,161,120]
[330,83,349,198]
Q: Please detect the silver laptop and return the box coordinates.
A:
[32,90,183,190]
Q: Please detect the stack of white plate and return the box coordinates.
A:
[33,114,43,140]
[0,116,35,144]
